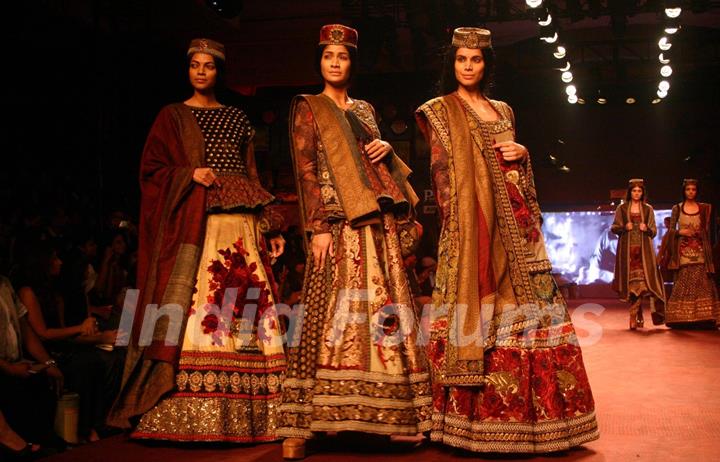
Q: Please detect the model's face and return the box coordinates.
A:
[631,186,643,201]
[684,184,697,200]
[189,53,217,92]
[320,45,351,88]
[455,47,484,90]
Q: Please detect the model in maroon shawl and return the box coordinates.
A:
[108,39,286,442]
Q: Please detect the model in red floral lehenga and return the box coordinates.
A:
[415,27,599,453]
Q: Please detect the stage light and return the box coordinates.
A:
[664,27,679,34]
[597,97,607,104]
[566,84,577,96]
[539,13,552,26]
[626,97,636,104]
[665,8,682,18]
[658,37,672,50]
[652,98,662,104]
[541,32,559,43]
[553,46,566,59]
[559,165,571,173]
[659,80,670,91]
[657,89,668,98]
[558,61,571,72]
[661,65,673,77]
[526,0,543,8]
[568,95,578,104]
[577,98,586,104]
[561,71,573,83]
[659,53,670,64]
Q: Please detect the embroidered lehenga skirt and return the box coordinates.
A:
[666,264,720,325]
[277,214,433,438]
[132,213,286,442]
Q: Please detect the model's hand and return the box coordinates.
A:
[493,141,528,162]
[269,236,285,258]
[365,139,392,164]
[625,222,634,231]
[311,233,334,269]
[193,168,218,187]
[639,223,648,232]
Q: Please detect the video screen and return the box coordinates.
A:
[542,209,672,285]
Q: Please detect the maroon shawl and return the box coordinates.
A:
[108,103,207,428]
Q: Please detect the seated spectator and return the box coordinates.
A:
[14,242,123,443]
[0,275,62,454]
[92,230,133,307]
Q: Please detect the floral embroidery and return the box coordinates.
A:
[200,238,276,346]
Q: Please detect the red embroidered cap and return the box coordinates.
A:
[319,24,358,49]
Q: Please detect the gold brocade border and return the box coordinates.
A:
[315,369,429,384]
[179,354,286,370]
[311,419,433,435]
[417,98,470,383]
[176,369,283,395]
[527,260,553,274]
[133,394,282,442]
[430,411,599,453]
[312,394,433,409]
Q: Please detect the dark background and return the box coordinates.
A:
[4,0,719,235]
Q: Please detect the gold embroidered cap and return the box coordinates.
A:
[319,24,358,49]
[683,178,698,186]
[628,178,645,187]
[187,38,226,61]
[452,27,492,49]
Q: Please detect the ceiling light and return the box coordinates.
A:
[658,37,672,51]
[538,14,552,26]
[664,8,682,18]
[541,32,559,43]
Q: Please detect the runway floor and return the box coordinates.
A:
[44,299,720,462]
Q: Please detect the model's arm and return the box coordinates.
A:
[292,100,332,236]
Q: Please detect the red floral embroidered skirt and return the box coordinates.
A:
[132,213,286,442]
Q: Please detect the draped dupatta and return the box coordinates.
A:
[416,95,551,386]
[289,94,418,248]
[108,103,207,428]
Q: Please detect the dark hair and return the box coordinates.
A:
[315,44,358,86]
[187,53,226,95]
[625,183,647,203]
[437,45,496,96]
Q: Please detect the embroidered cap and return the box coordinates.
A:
[452,27,492,49]
[319,24,358,49]
[683,178,698,187]
[628,178,645,187]
[187,38,226,62]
